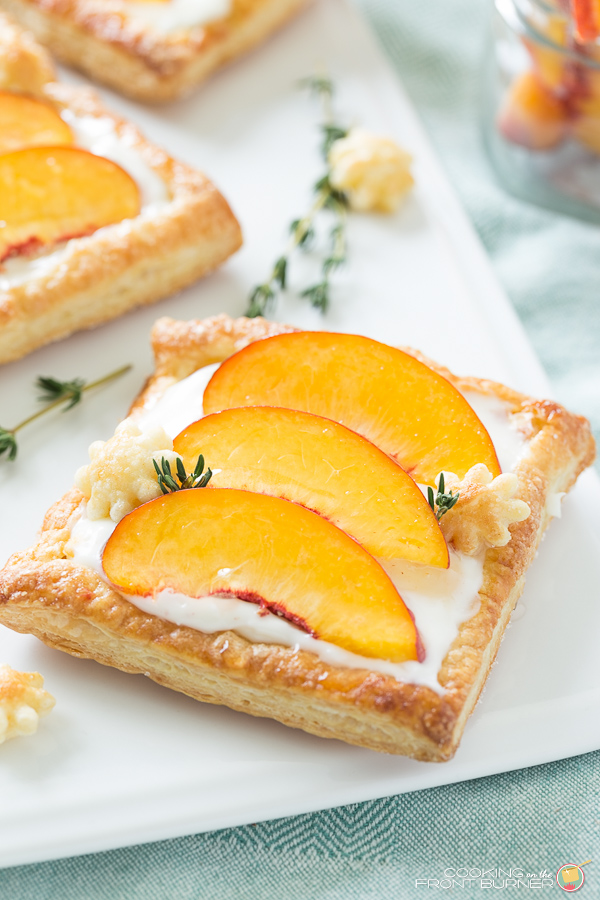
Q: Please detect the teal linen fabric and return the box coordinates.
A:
[2,1,599,896]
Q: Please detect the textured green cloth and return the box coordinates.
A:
[3,0,599,896]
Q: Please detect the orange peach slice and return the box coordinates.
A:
[0,91,73,154]
[202,332,501,486]
[174,407,448,567]
[0,147,140,261]
[102,489,420,663]
[497,72,569,151]
[525,14,569,92]
[572,0,600,42]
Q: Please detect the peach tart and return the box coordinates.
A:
[0,0,311,102]
[0,315,594,760]
[0,13,241,363]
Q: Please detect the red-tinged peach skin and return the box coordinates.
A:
[174,407,448,567]
[0,146,140,262]
[202,332,501,486]
[102,488,420,663]
[498,72,570,150]
[0,91,73,154]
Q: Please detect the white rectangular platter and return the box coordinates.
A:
[1,0,599,869]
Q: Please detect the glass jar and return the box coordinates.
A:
[484,0,600,223]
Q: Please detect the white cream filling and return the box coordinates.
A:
[465,391,526,473]
[122,0,231,32]
[68,364,529,693]
[0,112,169,290]
[547,491,565,518]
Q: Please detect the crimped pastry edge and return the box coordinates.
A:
[0,20,242,363]
[0,0,310,101]
[0,315,595,760]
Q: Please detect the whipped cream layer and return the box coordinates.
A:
[68,362,528,693]
[0,112,169,290]
[123,0,231,32]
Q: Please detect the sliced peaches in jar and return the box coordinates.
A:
[102,489,420,664]
[0,147,140,261]
[174,407,448,567]
[202,332,501,486]
[0,91,73,154]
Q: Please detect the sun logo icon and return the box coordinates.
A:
[556,861,590,892]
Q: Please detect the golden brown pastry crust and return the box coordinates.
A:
[0,20,242,364]
[0,315,595,760]
[0,0,310,101]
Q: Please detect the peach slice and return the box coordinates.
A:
[0,92,73,154]
[174,407,448,567]
[202,332,501,486]
[0,147,140,262]
[497,72,570,151]
[572,0,600,42]
[524,14,569,92]
[102,489,420,663]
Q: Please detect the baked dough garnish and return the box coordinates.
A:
[75,420,179,523]
[0,664,55,745]
[438,464,531,556]
[328,128,414,213]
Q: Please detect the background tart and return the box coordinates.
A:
[0,13,242,363]
[0,0,311,102]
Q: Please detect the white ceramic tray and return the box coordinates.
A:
[1,0,599,869]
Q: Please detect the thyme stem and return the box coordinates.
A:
[245,74,349,319]
[0,364,131,462]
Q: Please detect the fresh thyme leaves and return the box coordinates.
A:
[0,428,18,462]
[298,74,334,99]
[0,364,131,463]
[427,472,460,522]
[290,218,315,250]
[321,124,348,159]
[153,454,213,494]
[37,375,85,410]
[245,74,349,319]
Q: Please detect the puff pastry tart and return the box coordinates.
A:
[0,14,242,364]
[0,0,310,102]
[0,315,595,760]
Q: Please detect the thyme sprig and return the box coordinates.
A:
[153,454,212,494]
[246,74,349,318]
[427,472,460,522]
[0,365,131,463]
[37,375,86,409]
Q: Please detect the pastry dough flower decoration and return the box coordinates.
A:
[75,419,179,523]
[437,464,531,556]
[0,665,55,745]
[328,128,414,213]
